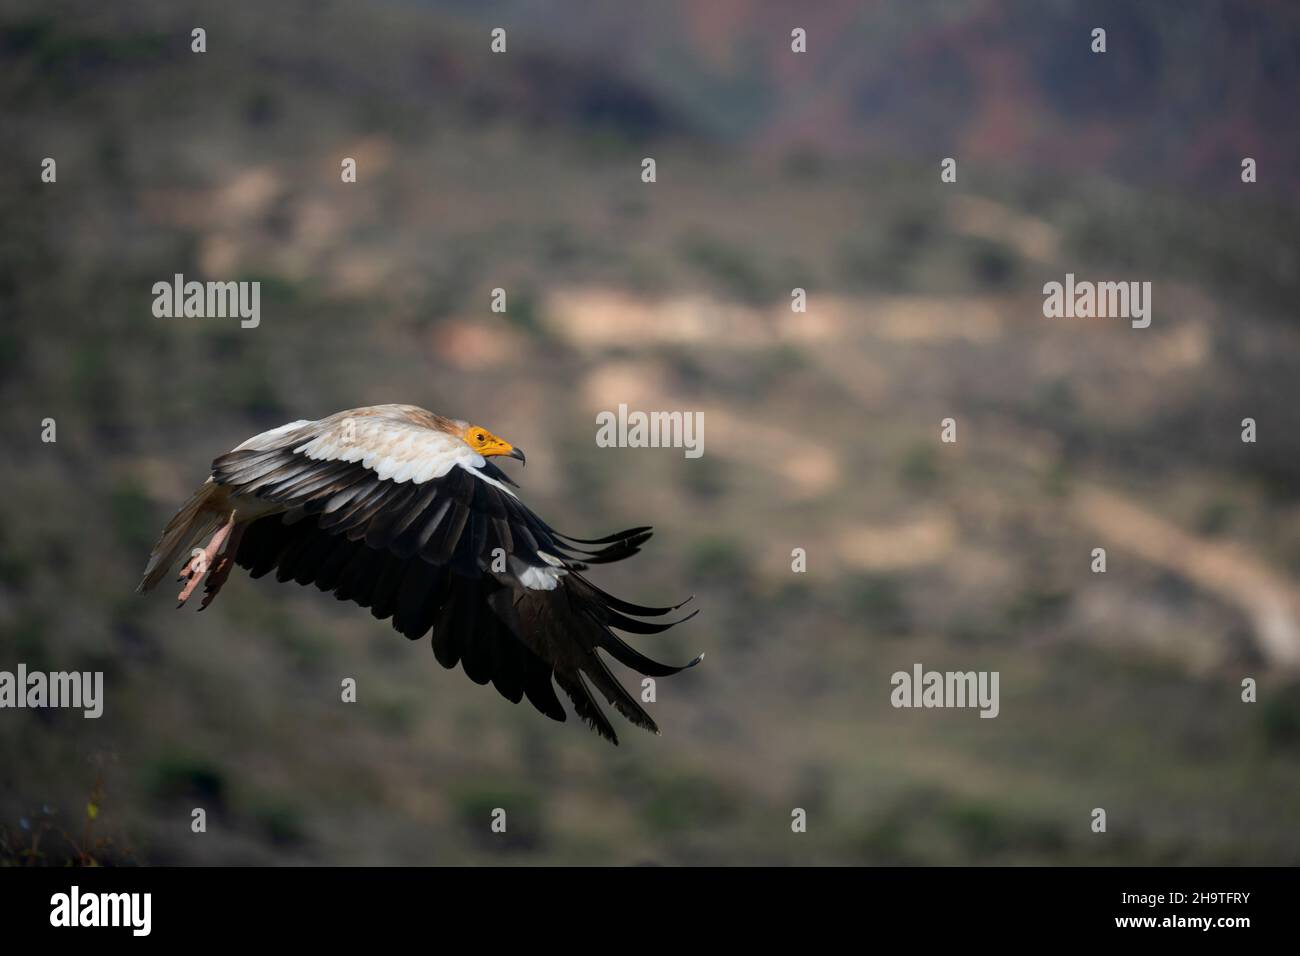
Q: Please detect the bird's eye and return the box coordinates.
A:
[476,433,487,442]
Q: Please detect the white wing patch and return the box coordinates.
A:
[233,420,311,452]
[294,418,476,484]
[289,416,526,499]
[510,552,568,590]
[513,559,563,590]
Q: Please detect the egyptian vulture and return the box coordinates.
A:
[138,405,700,744]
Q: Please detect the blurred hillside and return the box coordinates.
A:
[458,0,1300,194]
[2,0,1300,865]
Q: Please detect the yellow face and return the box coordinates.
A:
[462,424,525,463]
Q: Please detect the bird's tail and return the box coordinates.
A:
[136,480,222,593]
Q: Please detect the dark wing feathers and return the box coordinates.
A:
[221,442,697,743]
[522,652,568,723]
[554,671,619,743]
[215,442,648,579]
[475,460,519,488]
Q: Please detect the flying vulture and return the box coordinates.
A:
[137,404,701,744]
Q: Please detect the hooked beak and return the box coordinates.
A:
[508,446,526,466]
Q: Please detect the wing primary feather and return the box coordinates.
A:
[522,654,566,722]
[554,526,653,545]
[593,606,701,635]
[574,574,695,618]
[553,671,619,745]
[597,630,703,677]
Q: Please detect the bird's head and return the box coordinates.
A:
[462,423,526,464]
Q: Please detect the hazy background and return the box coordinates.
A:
[2,0,1300,865]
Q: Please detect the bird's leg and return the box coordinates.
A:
[177,512,236,607]
[197,521,246,611]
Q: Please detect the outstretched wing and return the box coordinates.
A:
[212,413,699,743]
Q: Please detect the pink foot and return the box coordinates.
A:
[177,516,235,607]
[198,523,245,611]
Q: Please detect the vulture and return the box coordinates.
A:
[138,405,700,744]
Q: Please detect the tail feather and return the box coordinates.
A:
[136,480,221,593]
